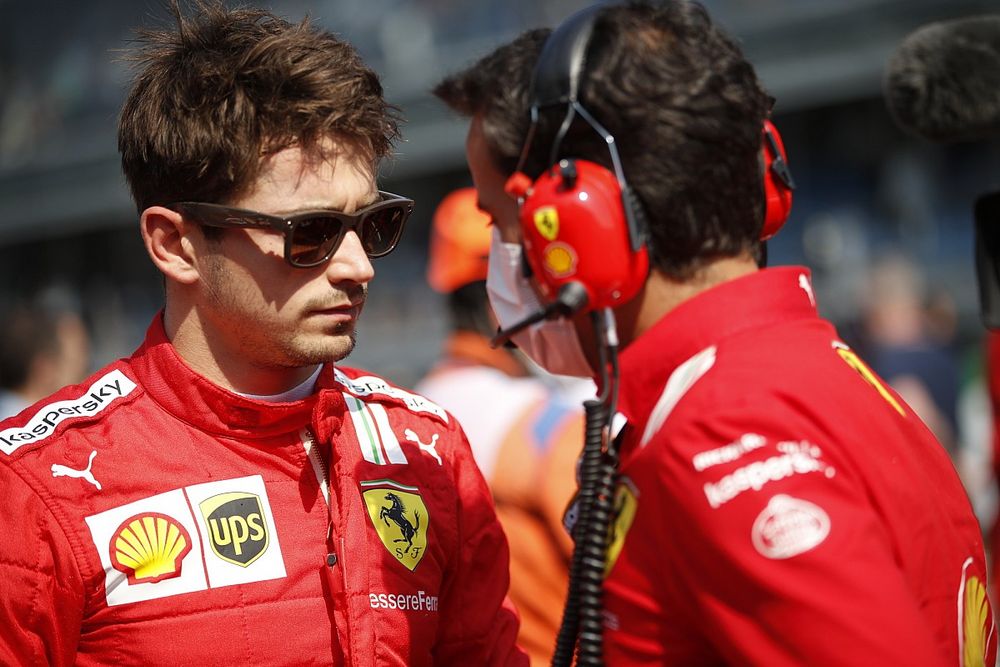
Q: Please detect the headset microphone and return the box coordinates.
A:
[489,281,590,348]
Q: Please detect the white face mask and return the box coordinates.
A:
[485,228,593,378]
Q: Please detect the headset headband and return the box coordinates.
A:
[531,5,602,107]
[514,3,647,253]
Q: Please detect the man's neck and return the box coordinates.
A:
[620,255,760,347]
[164,308,322,396]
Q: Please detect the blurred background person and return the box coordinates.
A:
[851,255,1000,536]
[415,187,589,666]
[857,253,960,453]
[0,297,90,419]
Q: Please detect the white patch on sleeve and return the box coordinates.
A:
[751,494,830,559]
[1,370,137,455]
[334,369,448,423]
[639,346,716,448]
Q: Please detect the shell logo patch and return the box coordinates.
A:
[533,206,560,241]
[605,478,638,575]
[200,492,269,568]
[752,494,830,559]
[362,479,429,571]
[110,512,192,585]
[543,242,578,278]
[960,558,995,667]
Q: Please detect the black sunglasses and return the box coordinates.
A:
[171,191,414,268]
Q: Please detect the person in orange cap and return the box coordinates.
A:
[416,187,591,666]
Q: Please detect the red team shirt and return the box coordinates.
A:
[602,267,996,665]
[0,318,527,666]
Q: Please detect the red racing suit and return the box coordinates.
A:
[0,317,527,667]
[601,267,996,666]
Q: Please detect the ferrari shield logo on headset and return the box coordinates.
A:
[533,206,560,241]
[361,479,429,571]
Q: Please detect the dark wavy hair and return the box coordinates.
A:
[435,1,771,280]
[118,1,401,213]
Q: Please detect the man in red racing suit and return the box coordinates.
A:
[435,1,996,663]
[0,318,524,666]
[0,4,527,665]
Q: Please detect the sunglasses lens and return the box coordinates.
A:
[360,204,408,257]
[288,217,344,267]
[284,198,410,267]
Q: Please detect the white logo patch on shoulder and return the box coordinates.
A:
[334,369,448,423]
[1,370,137,455]
[751,494,830,559]
[344,393,408,465]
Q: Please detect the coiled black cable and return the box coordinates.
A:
[574,406,619,666]
[551,398,610,667]
[551,310,620,667]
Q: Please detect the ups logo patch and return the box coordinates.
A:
[361,479,429,571]
[200,491,269,567]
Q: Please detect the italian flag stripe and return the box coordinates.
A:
[345,393,383,464]
[370,402,407,464]
[360,479,419,492]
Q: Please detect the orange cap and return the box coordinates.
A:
[427,187,493,293]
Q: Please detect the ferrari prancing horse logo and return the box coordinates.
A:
[361,479,429,571]
[533,206,560,241]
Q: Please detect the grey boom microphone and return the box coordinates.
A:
[884,15,1000,142]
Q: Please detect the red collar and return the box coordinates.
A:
[616,267,819,429]
[128,315,343,439]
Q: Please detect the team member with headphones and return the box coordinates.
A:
[436,2,995,665]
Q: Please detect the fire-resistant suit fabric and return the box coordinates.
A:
[0,317,528,667]
[601,267,995,666]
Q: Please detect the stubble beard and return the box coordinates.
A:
[290,322,358,366]
[256,313,359,371]
[201,255,364,370]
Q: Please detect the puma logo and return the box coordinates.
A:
[404,429,442,466]
[51,450,102,490]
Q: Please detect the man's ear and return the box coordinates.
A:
[140,206,202,285]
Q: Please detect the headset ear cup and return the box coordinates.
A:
[518,159,649,311]
[761,119,794,240]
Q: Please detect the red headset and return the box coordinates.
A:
[504,5,794,313]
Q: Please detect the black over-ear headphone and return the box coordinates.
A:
[504,3,795,314]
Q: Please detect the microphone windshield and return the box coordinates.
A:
[884,15,1000,142]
